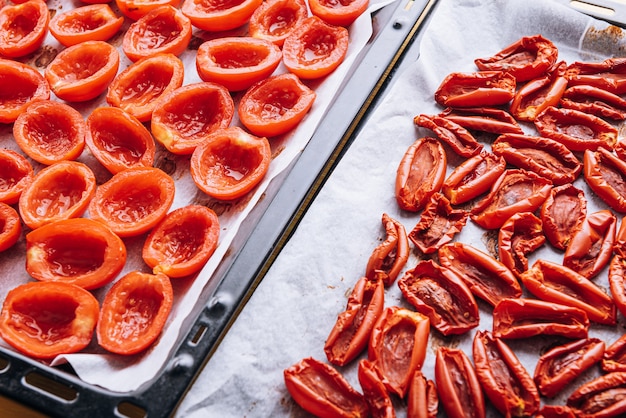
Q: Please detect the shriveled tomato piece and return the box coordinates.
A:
[142,205,220,278]
[435,347,485,418]
[122,5,191,62]
[19,161,96,230]
[106,53,185,122]
[282,16,349,80]
[86,106,156,174]
[0,58,50,124]
[116,0,180,21]
[49,4,124,47]
[0,202,21,252]
[88,166,176,237]
[97,271,173,355]
[248,0,308,46]
[44,40,120,102]
[151,82,234,155]
[541,183,587,251]
[584,147,626,213]
[181,0,262,32]
[13,100,86,165]
[0,281,99,359]
[196,37,282,92]
[0,0,49,58]
[26,218,126,290]
[238,72,316,137]
[364,213,409,287]
[407,371,439,418]
[190,127,271,200]
[435,71,516,108]
[0,149,33,205]
[441,151,506,205]
[498,211,545,277]
[309,0,368,27]
[357,359,395,417]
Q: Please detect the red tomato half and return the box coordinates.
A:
[0,202,21,252]
[309,0,368,27]
[0,148,33,205]
[0,0,49,58]
[248,0,308,46]
[49,4,124,47]
[0,281,99,359]
[97,271,173,355]
[0,58,50,124]
[181,0,262,32]
[116,0,180,21]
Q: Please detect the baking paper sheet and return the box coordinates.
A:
[0,0,394,393]
[174,0,626,416]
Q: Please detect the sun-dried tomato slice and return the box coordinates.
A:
[498,211,545,277]
[365,213,409,286]
[540,183,587,251]
[584,147,626,213]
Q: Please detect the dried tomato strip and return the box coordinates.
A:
[414,114,483,158]
[608,254,626,319]
[439,107,523,135]
[407,371,438,418]
[441,151,506,205]
[356,359,395,417]
[540,184,587,251]
[365,213,409,286]
[498,212,545,278]
[509,61,568,121]
[434,71,516,108]
[565,57,626,94]
[560,84,626,120]
[584,147,626,213]
[567,371,626,416]
[602,332,626,373]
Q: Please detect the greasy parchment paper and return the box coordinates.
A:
[174,0,626,416]
[0,0,394,393]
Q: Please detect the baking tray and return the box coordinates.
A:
[555,0,626,27]
[0,0,437,416]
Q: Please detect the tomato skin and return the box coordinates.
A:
[535,405,577,418]
[0,58,50,124]
[364,213,408,286]
[497,211,545,278]
[180,0,262,32]
[560,84,626,120]
[395,137,447,212]
[520,259,616,325]
[608,255,626,319]
[441,151,506,205]
[190,127,271,201]
[116,0,180,21]
[491,133,581,186]
[97,271,173,355]
[602,331,626,373]
[283,357,369,418]
[534,106,618,152]
[492,297,589,340]
[439,242,522,307]
[434,347,485,418]
[367,306,429,398]
[13,100,87,165]
[142,205,220,278]
[107,53,185,122]
[122,5,192,62]
[0,202,21,252]
[0,281,99,360]
[248,0,308,46]
[534,338,605,398]
[439,107,523,135]
[470,169,552,230]
[0,0,49,58]
[475,34,558,82]
[89,167,176,238]
[472,330,540,417]
[18,161,96,230]
[0,148,33,205]
[434,71,516,108]
[49,4,124,47]
[238,72,316,138]
[584,147,626,213]
[282,16,349,80]
[25,218,126,290]
[565,57,626,94]
[508,61,568,121]
[151,82,235,155]
[356,359,395,418]
[308,0,368,27]
[196,37,282,92]
[563,209,616,279]
[398,259,479,336]
[408,193,468,254]
[407,371,438,418]
[567,371,626,416]
[414,114,483,158]
[540,183,587,251]
[45,40,120,102]
[86,106,156,174]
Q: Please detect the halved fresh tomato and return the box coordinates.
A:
[181,0,262,32]
[238,72,316,137]
[88,166,176,237]
[0,0,49,58]
[0,58,50,124]
[122,5,192,62]
[0,281,100,359]
[142,205,220,278]
[150,82,234,155]
[309,0,368,27]
[0,202,21,252]
[19,161,96,230]
[25,218,126,290]
[44,40,120,102]
[190,127,271,200]
[97,271,173,355]
[116,0,180,21]
[0,149,33,205]
[86,106,156,174]
[196,36,282,92]
[248,0,308,46]
[282,16,350,80]
[106,53,185,122]
[49,4,124,47]
[13,100,86,165]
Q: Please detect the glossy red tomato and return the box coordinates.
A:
[0,148,33,205]
[248,0,308,46]
[309,0,368,27]
[49,4,124,47]
[181,0,262,32]
[0,0,49,58]
[0,58,50,124]
[116,0,180,21]
[0,202,21,252]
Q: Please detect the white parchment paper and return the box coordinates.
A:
[174,0,626,416]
